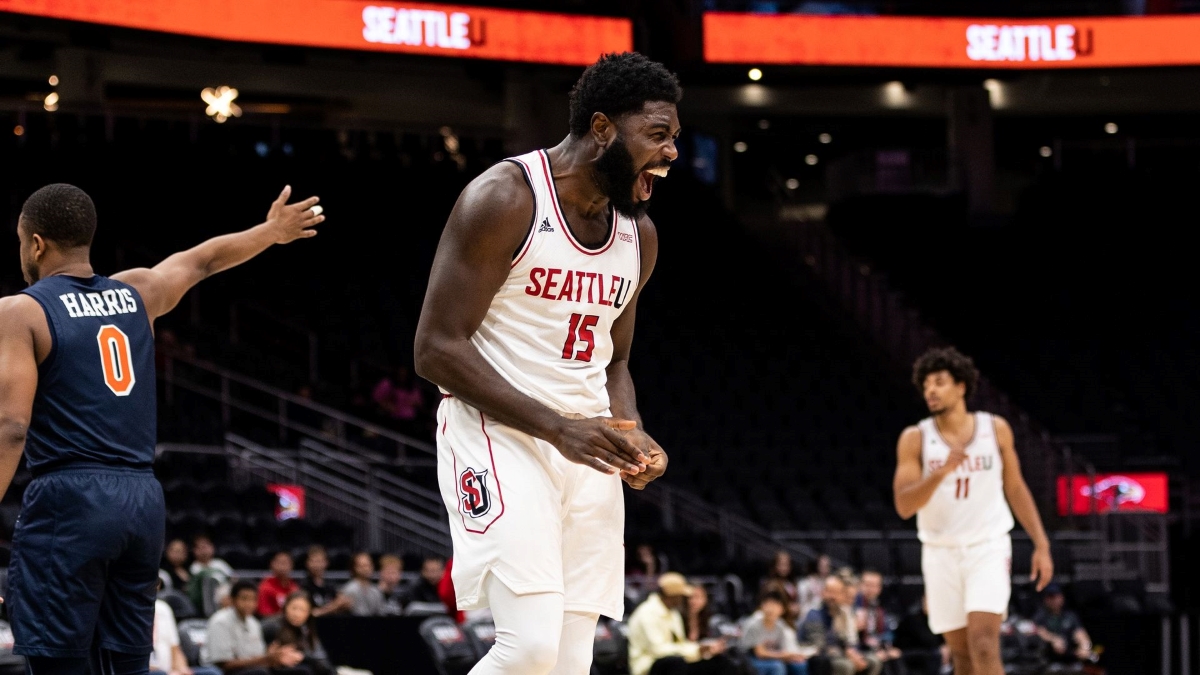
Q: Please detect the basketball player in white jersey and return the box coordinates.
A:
[414,52,680,675]
[893,347,1054,675]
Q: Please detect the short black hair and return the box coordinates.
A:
[21,183,97,248]
[568,52,682,138]
[760,590,788,607]
[912,347,980,399]
[231,580,258,599]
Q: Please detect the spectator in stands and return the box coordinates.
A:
[628,543,662,578]
[685,584,714,642]
[371,365,426,436]
[377,554,405,615]
[762,551,802,627]
[340,552,384,616]
[798,555,831,617]
[191,534,234,581]
[799,576,881,675]
[855,571,902,674]
[741,591,810,675]
[206,580,305,675]
[892,596,946,675]
[258,551,299,618]
[151,579,223,675]
[404,556,445,605]
[189,534,234,612]
[300,546,347,617]
[627,572,738,675]
[266,592,333,675]
[162,538,192,591]
[1033,584,1096,667]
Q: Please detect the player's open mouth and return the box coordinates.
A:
[636,166,669,201]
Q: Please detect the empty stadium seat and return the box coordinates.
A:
[418,616,478,675]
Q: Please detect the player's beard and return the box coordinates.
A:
[594,134,649,219]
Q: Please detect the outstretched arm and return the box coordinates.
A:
[606,216,664,490]
[112,186,324,322]
[996,415,1054,590]
[414,163,645,475]
[0,296,41,499]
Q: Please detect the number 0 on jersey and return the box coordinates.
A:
[97,324,136,396]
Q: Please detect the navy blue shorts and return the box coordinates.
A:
[6,464,165,657]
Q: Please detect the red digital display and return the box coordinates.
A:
[1056,472,1168,515]
[0,0,632,66]
[267,483,307,521]
[704,12,1200,69]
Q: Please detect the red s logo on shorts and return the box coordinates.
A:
[459,468,493,519]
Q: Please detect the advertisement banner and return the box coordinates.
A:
[704,12,1200,69]
[0,0,632,65]
[267,483,307,521]
[1056,472,1168,515]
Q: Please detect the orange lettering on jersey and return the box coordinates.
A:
[96,324,136,396]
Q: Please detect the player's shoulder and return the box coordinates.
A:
[462,160,530,203]
[984,412,1014,439]
[634,213,658,247]
[897,424,923,446]
[453,161,533,227]
[0,294,45,339]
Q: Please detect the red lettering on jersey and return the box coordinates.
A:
[525,268,546,296]
[541,268,562,299]
[575,271,586,302]
[597,274,611,306]
[557,269,575,300]
[585,272,597,303]
[605,275,622,305]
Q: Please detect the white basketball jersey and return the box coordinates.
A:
[467,149,642,417]
[916,412,1014,547]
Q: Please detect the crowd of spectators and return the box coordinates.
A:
[623,550,1102,675]
[153,538,453,674]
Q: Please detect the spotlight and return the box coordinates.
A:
[1104,122,1118,134]
[818,133,832,144]
[748,68,763,81]
[13,125,24,136]
[805,154,819,166]
[758,119,770,130]
[1039,146,1053,158]
[733,141,748,153]
[43,92,59,112]
[983,79,1004,107]
[785,178,799,190]
[202,86,242,123]
[883,81,910,107]
[48,74,59,86]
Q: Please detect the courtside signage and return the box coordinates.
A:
[704,13,1200,68]
[0,0,632,65]
[1056,472,1169,515]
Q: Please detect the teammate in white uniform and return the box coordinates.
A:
[414,53,681,675]
[893,347,1053,675]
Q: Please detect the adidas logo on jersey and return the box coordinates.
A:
[538,218,554,233]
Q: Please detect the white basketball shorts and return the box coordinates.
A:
[922,534,1012,634]
[435,396,626,620]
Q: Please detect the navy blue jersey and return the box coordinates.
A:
[20,274,157,473]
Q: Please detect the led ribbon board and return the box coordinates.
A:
[0,0,632,66]
[704,12,1200,68]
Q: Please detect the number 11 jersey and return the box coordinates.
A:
[468,149,642,418]
[21,274,157,473]
[916,411,1014,547]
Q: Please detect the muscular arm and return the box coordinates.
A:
[413,164,643,474]
[112,186,322,322]
[996,415,1054,588]
[0,296,42,499]
[894,426,958,519]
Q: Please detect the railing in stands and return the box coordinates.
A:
[159,351,434,464]
[629,479,819,566]
[222,434,451,557]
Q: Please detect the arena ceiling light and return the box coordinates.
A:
[48,74,59,86]
[202,86,242,123]
[818,133,833,144]
[1104,122,1119,134]
[43,92,59,112]
[747,68,763,81]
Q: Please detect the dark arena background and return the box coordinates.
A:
[1,1,1198,674]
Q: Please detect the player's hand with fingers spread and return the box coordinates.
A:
[551,416,648,476]
[618,426,668,490]
[1030,546,1054,591]
[263,185,325,245]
